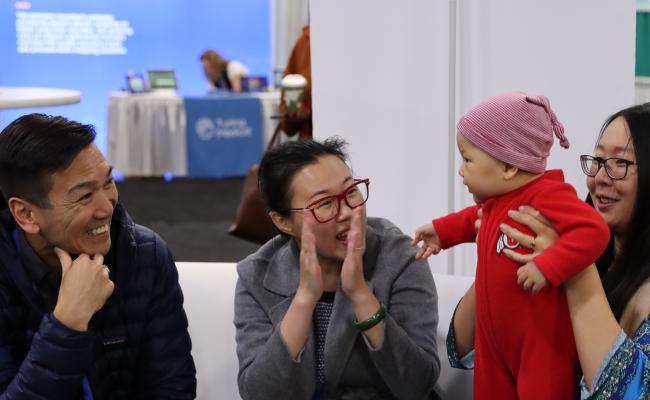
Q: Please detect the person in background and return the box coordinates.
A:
[495,102,650,398]
[234,138,440,399]
[0,114,196,399]
[200,49,249,92]
[279,26,313,140]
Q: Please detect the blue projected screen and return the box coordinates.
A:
[0,0,271,153]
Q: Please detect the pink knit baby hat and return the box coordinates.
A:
[456,92,569,173]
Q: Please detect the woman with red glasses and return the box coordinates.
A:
[233,138,441,400]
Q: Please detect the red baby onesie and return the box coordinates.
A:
[434,170,610,399]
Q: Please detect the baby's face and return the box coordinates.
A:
[457,133,510,203]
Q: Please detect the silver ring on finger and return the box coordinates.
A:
[103,265,110,274]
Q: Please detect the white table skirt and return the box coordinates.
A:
[108,92,187,176]
[107,91,280,177]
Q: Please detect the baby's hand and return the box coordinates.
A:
[411,223,441,260]
[516,262,548,294]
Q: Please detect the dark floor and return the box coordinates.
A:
[116,177,262,262]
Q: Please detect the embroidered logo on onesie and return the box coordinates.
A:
[496,232,520,254]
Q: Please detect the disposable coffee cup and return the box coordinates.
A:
[281,74,307,112]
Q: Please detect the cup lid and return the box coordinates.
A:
[281,74,307,88]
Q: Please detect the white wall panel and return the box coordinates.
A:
[311,0,452,273]
[452,0,636,275]
[311,0,635,276]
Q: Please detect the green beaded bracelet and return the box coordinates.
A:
[354,303,386,331]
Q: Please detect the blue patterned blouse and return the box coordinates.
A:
[581,316,650,399]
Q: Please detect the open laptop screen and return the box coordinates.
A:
[147,70,177,89]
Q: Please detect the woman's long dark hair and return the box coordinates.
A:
[592,102,650,320]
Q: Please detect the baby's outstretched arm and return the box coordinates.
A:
[411,223,441,260]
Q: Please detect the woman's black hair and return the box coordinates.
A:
[592,102,650,320]
[258,137,348,216]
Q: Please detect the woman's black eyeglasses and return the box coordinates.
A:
[580,155,636,180]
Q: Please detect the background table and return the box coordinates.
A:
[108,91,186,176]
[107,91,280,177]
[0,87,81,109]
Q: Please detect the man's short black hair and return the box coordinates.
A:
[0,113,96,208]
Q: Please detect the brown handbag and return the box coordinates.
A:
[228,125,283,244]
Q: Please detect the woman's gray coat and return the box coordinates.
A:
[234,217,440,400]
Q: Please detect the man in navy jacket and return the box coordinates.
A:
[0,114,196,399]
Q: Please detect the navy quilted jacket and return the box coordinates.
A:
[0,203,196,399]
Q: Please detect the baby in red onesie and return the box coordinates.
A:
[413,92,610,399]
